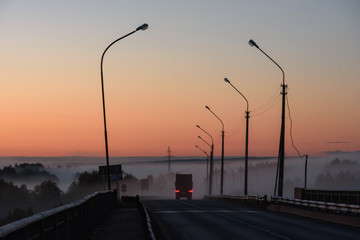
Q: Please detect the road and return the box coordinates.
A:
[144,199,360,240]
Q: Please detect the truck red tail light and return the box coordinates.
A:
[175,190,180,193]
[188,190,193,193]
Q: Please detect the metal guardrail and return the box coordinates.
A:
[206,194,360,216]
[0,190,117,240]
[294,188,360,205]
[271,196,360,215]
[204,195,267,206]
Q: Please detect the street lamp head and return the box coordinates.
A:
[224,78,230,83]
[196,125,200,128]
[136,23,149,31]
[195,145,198,148]
[248,39,259,49]
[198,136,202,139]
[205,106,210,110]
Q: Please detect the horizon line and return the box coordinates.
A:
[1,151,358,159]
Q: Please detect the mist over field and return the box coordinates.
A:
[1,151,359,199]
[1,151,360,225]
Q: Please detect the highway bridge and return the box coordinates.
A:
[1,191,359,240]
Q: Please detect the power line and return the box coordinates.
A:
[226,118,242,137]
[286,94,306,158]
[252,96,281,117]
[252,86,282,117]
[252,86,281,112]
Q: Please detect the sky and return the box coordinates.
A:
[0,0,359,158]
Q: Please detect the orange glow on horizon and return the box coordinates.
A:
[0,1,359,158]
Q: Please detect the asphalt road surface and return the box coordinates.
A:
[144,199,360,240]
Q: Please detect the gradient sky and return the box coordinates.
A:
[1,0,359,157]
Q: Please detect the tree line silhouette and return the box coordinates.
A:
[0,164,103,226]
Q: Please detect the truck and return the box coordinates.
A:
[175,173,193,200]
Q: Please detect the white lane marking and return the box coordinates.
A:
[154,210,259,214]
[214,211,292,240]
[174,200,292,240]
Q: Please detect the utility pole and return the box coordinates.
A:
[195,145,209,194]
[304,155,308,189]
[205,106,225,195]
[100,23,149,190]
[245,111,250,195]
[196,125,214,195]
[224,78,250,195]
[167,146,172,173]
[209,144,214,195]
[248,39,286,197]
[277,83,287,196]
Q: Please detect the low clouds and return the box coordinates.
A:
[325,150,360,155]
[326,141,350,144]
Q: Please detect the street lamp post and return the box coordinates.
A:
[205,106,225,195]
[195,145,209,194]
[198,135,213,195]
[249,39,286,197]
[196,125,214,195]
[224,78,250,195]
[304,155,308,189]
[100,23,148,190]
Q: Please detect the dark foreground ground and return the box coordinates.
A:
[89,206,145,240]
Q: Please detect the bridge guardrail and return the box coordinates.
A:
[0,190,117,240]
[271,196,360,216]
[295,188,360,205]
[206,194,360,216]
[205,195,267,206]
